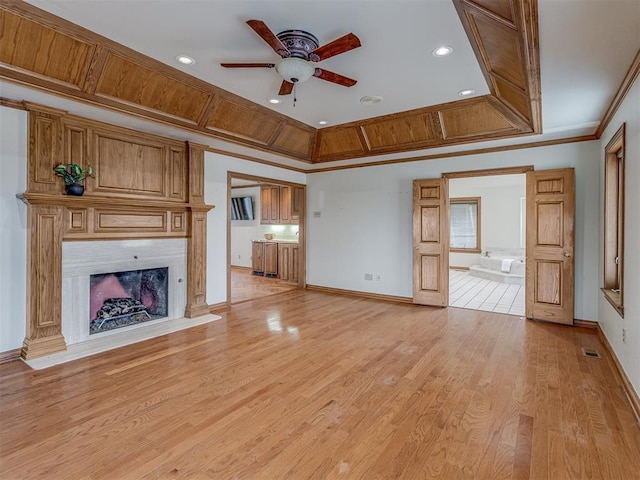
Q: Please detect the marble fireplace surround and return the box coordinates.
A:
[62,239,188,345]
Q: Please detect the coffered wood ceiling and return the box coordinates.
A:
[1,0,540,163]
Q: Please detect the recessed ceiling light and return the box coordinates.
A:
[318,120,328,125]
[432,45,453,57]
[458,89,476,96]
[269,99,281,104]
[360,95,383,105]
[176,55,195,65]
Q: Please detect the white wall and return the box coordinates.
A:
[598,74,640,399]
[0,106,27,352]
[205,153,306,304]
[449,175,525,268]
[230,186,261,268]
[306,140,600,320]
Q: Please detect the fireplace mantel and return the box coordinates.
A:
[20,103,214,360]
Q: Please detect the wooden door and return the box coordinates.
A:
[413,178,449,306]
[526,168,575,324]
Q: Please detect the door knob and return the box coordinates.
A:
[564,252,572,258]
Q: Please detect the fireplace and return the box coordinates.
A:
[89,267,168,334]
[62,239,187,346]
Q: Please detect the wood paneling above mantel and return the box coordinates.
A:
[0,0,540,163]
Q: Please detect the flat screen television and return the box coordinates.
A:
[230,196,254,220]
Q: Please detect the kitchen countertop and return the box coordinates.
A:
[253,239,299,243]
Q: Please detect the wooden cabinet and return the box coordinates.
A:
[252,241,279,278]
[278,243,300,284]
[260,185,302,225]
[260,186,280,224]
[264,242,278,278]
[252,241,265,275]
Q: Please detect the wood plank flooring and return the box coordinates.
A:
[1,290,639,479]
[231,266,299,304]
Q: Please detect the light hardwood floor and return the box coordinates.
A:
[231,266,299,304]
[1,290,639,479]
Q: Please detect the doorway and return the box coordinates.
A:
[228,173,305,305]
[412,167,576,325]
[447,174,526,316]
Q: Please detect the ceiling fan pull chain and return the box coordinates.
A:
[293,83,297,107]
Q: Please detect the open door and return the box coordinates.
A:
[525,168,575,324]
[413,178,449,306]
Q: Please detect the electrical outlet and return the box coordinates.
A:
[364,273,373,281]
[622,328,627,343]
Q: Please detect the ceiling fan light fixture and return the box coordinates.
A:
[275,57,315,84]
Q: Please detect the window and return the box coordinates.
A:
[602,124,625,317]
[450,197,481,252]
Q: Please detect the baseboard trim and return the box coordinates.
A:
[209,301,230,313]
[573,319,598,329]
[306,284,413,304]
[0,348,21,364]
[450,266,470,271]
[596,324,640,426]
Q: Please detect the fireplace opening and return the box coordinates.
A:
[89,267,168,334]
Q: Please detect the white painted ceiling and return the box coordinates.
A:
[7,0,640,163]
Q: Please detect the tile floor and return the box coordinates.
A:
[449,269,525,316]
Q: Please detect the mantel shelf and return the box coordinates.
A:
[17,192,215,213]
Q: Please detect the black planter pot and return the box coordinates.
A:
[65,184,85,196]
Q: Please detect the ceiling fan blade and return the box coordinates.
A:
[313,68,357,87]
[221,63,275,68]
[278,80,294,96]
[246,19,290,58]
[309,33,361,62]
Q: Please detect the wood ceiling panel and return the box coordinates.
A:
[466,0,515,24]
[96,54,210,124]
[0,0,541,164]
[494,76,531,122]
[469,12,526,88]
[439,99,516,139]
[315,127,365,160]
[361,113,437,151]
[206,98,281,145]
[0,10,93,88]
[270,124,315,157]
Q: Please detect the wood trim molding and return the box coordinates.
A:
[596,324,640,425]
[443,165,534,178]
[596,49,640,139]
[305,284,413,304]
[308,135,594,174]
[0,348,22,364]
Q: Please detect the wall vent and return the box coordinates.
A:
[582,347,601,358]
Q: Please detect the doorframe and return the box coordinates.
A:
[226,171,307,306]
[441,165,533,313]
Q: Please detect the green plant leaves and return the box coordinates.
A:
[52,163,94,185]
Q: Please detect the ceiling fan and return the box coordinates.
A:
[221,19,361,96]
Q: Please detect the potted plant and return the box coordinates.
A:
[53,163,94,196]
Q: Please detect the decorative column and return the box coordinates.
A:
[184,143,214,317]
[21,104,68,359]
